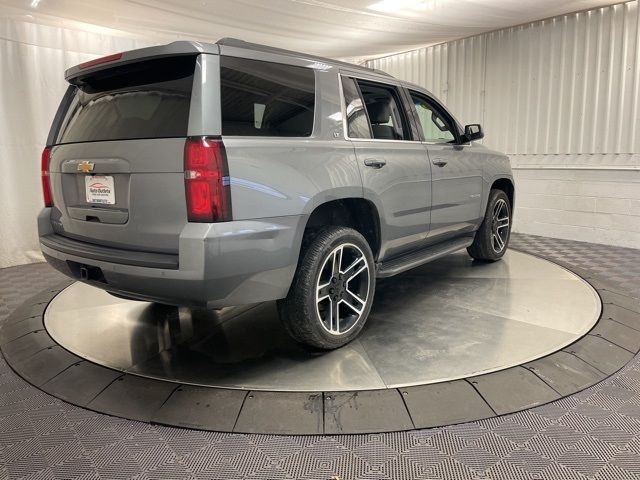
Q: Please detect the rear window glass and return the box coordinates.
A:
[55,56,196,145]
[221,56,315,137]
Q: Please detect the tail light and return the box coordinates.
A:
[184,137,232,222]
[41,146,53,207]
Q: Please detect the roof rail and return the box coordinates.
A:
[216,37,393,78]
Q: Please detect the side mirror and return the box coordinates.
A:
[463,124,484,142]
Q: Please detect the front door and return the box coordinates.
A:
[408,90,483,242]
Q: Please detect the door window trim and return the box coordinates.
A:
[338,73,422,144]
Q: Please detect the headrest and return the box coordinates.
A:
[367,101,391,124]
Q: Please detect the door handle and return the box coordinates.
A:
[432,158,448,167]
[364,158,386,168]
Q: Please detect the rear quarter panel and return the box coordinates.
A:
[222,67,362,221]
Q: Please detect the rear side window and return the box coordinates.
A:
[356,80,410,141]
[221,56,315,137]
[55,56,196,145]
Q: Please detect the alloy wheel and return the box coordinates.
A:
[491,198,510,253]
[315,243,370,335]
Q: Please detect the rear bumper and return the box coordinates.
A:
[40,234,179,269]
[38,209,307,308]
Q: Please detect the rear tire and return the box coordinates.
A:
[278,226,375,350]
[467,189,511,261]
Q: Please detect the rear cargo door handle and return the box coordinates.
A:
[432,158,448,167]
[364,158,386,168]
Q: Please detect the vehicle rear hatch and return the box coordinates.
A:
[47,54,198,255]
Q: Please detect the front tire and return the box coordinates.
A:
[278,226,376,350]
[467,189,511,261]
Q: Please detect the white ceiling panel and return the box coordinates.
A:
[1,0,626,59]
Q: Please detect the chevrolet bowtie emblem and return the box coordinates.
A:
[77,161,95,173]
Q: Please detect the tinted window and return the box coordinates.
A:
[56,56,195,145]
[410,91,456,143]
[341,77,371,138]
[221,57,315,137]
[356,81,410,141]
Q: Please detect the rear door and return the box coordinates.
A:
[407,89,483,242]
[47,55,198,254]
[341,75,432,260]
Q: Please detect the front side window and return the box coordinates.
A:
[357,81,409,141]
[410,91,456,143]
[220,56,315,137]
[341,77,371,139]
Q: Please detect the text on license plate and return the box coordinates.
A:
[85,175,115,205]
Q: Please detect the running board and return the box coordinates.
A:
[376,236,473,278]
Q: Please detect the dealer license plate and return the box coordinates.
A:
[85,175,115,205]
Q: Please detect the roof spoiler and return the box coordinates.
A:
[65,41,219,83]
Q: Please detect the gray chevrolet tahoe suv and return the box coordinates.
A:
[39,38,514,349]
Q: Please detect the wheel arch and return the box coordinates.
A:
[491,177,515,209]
[302,198,382,260]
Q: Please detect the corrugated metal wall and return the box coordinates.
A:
[367,1,640,156]
[366,1,640,249]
